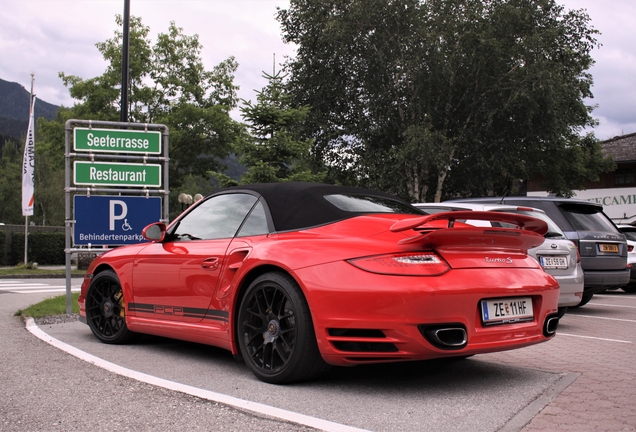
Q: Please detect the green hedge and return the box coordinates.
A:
[10,232,65,265]
[0,231,5,264]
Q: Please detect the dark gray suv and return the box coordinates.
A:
[447,196,629,306]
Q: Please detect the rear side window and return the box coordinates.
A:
[557,204,618,233]
[324,194,421,214]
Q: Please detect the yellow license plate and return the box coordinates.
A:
[599,244,619,253]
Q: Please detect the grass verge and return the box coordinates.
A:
[0,267,85,276]
[15,292,80,318]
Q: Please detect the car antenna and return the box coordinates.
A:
[497,188,509,204]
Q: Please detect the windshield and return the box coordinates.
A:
[557,204,619,232]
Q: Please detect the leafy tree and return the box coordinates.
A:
[278,0,613,201]
[237,71,325,184]
[50,15,244,207]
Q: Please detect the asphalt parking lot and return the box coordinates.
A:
[483,290,636,431]
[2,280,635,431]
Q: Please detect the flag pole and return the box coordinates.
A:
[23,74,35,265]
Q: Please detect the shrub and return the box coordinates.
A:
[0,230,5,264]
[11,232,65,265]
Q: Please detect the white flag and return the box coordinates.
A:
[22,97,36,216]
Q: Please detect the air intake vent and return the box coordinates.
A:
[327,329,386,338]
[332,341,399,353]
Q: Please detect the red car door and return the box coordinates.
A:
[130,238,232,323]
[129,192,262,323]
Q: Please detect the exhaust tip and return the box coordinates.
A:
[420,324,468,350]
[543,314,559,337]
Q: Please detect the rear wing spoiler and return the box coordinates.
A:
[391,211,548,247]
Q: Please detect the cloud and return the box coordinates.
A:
[559,0,636,138]
[0,0,294,111]
[1,0,634,138]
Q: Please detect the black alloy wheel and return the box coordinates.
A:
[85,270,133,344]
[237,272,328,384]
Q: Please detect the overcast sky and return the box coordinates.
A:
[1,0,634,140]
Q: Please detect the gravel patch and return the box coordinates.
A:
[34,313,80,326]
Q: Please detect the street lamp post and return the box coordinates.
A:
[178,193,193,212]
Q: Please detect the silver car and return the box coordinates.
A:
[414,202,584,317]
[615,224,636,293]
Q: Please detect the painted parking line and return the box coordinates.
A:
[588,303,636,309]
[25,318,369,432]
[558,333,632,344]
[571,314,636,324]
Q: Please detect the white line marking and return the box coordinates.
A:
[3,289,80,294]
[0,282,80,294]
[589,303,636,309]
[25,318,369,432]
[558,333,632,344]
[594,294,636,301]
[569,314,636,324]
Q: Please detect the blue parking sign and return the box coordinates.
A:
[74,195,162,246]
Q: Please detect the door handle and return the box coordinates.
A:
[201,257,219,270]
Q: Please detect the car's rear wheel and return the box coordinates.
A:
[622,285,636,293]
[575,292,593,307]
[85,270,134,344]
[557,307,568,318]
[237,272,328,384]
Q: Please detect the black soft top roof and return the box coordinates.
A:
[221,182,413,232]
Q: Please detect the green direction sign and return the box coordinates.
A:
[74,161,162,187]
[74,127,161,154]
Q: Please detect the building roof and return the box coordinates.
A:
[602,132,636,163]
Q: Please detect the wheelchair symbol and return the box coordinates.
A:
[121,219,133,231]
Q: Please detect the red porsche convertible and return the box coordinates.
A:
[78,182,560,383]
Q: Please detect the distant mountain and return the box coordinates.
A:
[0,78,60,138]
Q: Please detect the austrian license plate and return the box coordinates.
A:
[539,256,568,269]
[481,297,533,325]
[599,243,619,253]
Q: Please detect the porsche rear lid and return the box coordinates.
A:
[391,211,547,269]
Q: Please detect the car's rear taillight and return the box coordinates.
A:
[348,251,450,276]
[570,240,581,263]
[629,245,634,253]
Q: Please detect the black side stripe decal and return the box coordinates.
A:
[128,303,229,322]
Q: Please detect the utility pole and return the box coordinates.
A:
[120,0,130,123]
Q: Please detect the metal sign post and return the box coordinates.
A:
[64,119,170,314]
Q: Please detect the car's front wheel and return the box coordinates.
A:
[85,270,134,344]
[237,272,328,384]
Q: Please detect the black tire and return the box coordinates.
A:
[85,270,134,344]
[557,307,568,319]
[575,292,593,307]
[622,285,636,293]
[237,272,329,384]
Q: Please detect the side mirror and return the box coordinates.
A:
[142,222,167,242]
